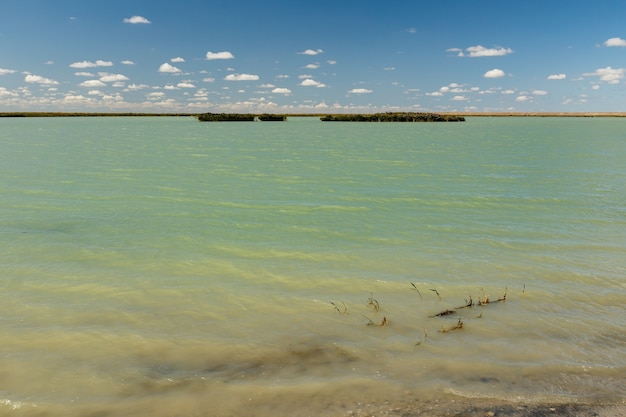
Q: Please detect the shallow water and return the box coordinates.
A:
[0,116,624,415]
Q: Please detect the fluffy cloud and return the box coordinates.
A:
[99,73,129,82]
[604,37,626,47]
[300,79,326,87]
[484,68,505,78]
[171,57,185,63]
[224,73,259,81]
[348,88,372,94]
[126,84,149,91]
[451,95,468,101]
[206,51,235,60]
[121,60,135,65]
[583,66,624,84]
[456,45,513,58]
[25,74,59,85]
[547,73,566,80]
[80,80,106,87]
[0,87,18,97]
[70,60,113,68]
[159,63,181,73]
[532,90,548,95]
[147,92,166,100]
[271,88,292,94]
[177,82,196,88]
[0,68,16,75]
[298,49,324,55]
[305,63,320,69]
[515,95,531,102]
[203,77,215,83]
[123,16,151,24]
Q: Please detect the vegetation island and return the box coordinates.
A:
[195,112,465,122]
[319,112,465,122]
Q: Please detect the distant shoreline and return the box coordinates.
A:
[1,112,626,118]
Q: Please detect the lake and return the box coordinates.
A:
[1,116,624,416]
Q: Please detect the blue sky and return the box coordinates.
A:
[1,0,625,113]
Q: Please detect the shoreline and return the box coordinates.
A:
[2,111,626,118]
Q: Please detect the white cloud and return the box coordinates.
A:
[177,82,196,88]
[300,79,326,87]
[171,57,185,63]
[501,89,516,94]
[484,68,506,78]
[299,74,313,79]
[532,90,548,95]
[305,63,320,69]
[0,68,16,75]
[121,60,135,65]
[298,49,323,55]
[164,85,178,90]
[327,60,337,65]
[159,63,181,73]
[0,87,18,97]
[126,83,149,91]
[604,37,626,47]
[123,16,151,24]
[206,51,235,60]
[276,74,289,79]
[63,94,91,104]
[99,73,129,82]
[384,67,396,71]
[462,45,513,58]
[69,60,113,68]
[583,66,625,84]
[451,95,468,101]
[547,73,566,80]
[272,88,292,94]
[25,74,59,85]
[515,95,531,102]
[348,88,372,94]
[80,80,106,87]
[203,77,215,83]
[426,91,443,96]
[592,84,600,90]
[74,71,94,77]
[147,92,166,99]
[224,73,259,81]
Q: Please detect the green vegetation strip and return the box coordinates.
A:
[320,112,465,122]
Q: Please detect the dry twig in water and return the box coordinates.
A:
[439,317,463,333]
[363,315,388,327]
[410,282,423,300]
[367,292,380,312]
[330,301,349,315]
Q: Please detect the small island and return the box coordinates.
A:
[197,113,256,122]
[320,112,465,122]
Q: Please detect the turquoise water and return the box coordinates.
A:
[1,116,624,415]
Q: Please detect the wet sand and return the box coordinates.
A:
[340,396,626,417]
[392,399,625,417]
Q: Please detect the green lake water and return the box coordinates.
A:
[1,116,624,416]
